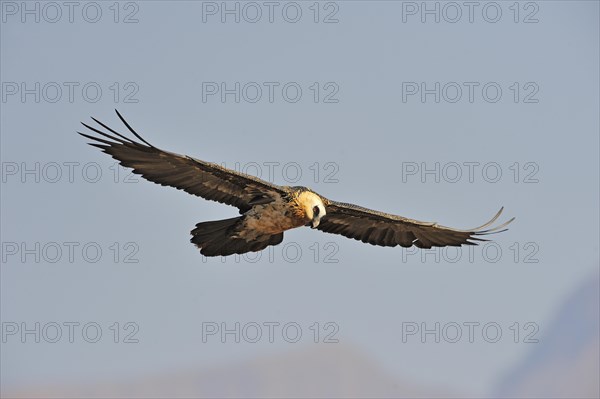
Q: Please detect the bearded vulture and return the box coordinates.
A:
[79,110,514,257]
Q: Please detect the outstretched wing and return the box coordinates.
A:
[78,110,286,212]
[317,200,514,248]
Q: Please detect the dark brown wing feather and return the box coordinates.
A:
[317,200,514,248]
[78,110,286,212]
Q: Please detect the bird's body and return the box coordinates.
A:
[189,188,325,256]
[243,197,300,236]
[242,188,324,234]
[79,111,514,257]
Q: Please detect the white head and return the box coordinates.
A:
[297,191,326,229]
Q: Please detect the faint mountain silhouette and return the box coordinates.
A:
[494,270,600,398]
[8,344,458,398]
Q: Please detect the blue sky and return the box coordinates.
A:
[1,1,599,396]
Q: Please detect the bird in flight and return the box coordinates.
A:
[79,110,514,257]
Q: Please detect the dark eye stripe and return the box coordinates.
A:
[313,206,320,216]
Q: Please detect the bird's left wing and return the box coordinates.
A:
[78,110,286,212]
[317,200,514,248]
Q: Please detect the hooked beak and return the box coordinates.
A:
[310,219,320,229]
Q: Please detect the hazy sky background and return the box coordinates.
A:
[1,1,599,396]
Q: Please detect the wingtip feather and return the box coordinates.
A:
[114,109,154,147]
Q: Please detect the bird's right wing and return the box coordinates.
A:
[317,200,514,248]
[79,110,287,212]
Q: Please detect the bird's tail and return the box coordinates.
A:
[190,217,283,257]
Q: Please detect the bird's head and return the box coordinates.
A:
[296,191,326,229]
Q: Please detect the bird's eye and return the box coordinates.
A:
[313,206,320,216]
